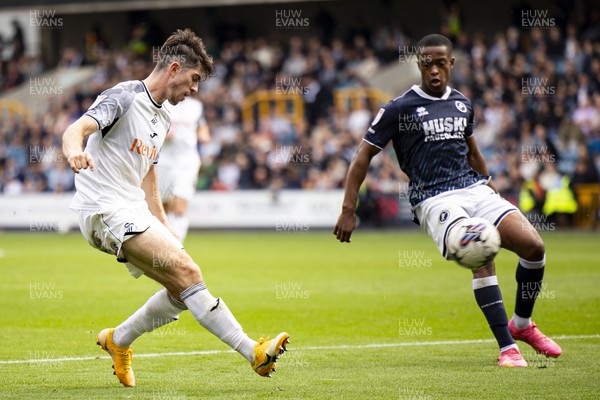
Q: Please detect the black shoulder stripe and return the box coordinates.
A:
[101,117,119,138]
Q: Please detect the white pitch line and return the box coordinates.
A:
[1,334,598,365]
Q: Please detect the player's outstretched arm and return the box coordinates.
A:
[466,136,499,193]
[334,141,380,243]
[62,115,98,173]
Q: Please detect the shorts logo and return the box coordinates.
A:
[439,210,449,224]
[124,222,136,233]
[455,101,467,113]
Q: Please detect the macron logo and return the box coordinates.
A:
[129,138,158,161]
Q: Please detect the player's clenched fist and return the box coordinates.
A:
[68,152,95,174]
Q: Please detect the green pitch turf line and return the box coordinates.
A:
[1,334,598,365]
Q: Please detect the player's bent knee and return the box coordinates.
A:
[522,234,545,261]
[172,262,203,291]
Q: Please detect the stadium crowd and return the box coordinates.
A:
[1,4,600,223]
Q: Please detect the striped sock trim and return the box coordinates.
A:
[519,254,546,269]
[180,282,207,300]
[500,343,519,353]
[472,275,499,290]
[167,291,188,310]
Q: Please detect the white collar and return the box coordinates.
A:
[411,84,452,101]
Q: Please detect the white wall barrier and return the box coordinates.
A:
[0,190,347,231]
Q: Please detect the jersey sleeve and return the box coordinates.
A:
[84,85,136,131]
[363,101,398,149]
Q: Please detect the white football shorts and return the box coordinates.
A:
[76,207,181,278]
[414,183,517,259]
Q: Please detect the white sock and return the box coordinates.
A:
[112,288,187,347]
[500,343,519,353]
[511,313,532,330]
[167,212,190,243]
[180,282,256,363]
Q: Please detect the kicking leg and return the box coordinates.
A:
[96,289,187,388]
[112,288,187,347]
[472,263,527,367]
[121,226,289,376]
[497,212,562,357]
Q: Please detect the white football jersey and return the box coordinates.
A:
[70,80,170,211]
[160,96,205,164]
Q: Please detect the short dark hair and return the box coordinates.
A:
[157,29,214,81]
[416,34,453,54]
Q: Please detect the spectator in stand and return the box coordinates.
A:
[1,4,600,208]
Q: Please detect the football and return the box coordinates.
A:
[447,217,501,269]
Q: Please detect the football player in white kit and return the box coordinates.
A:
[62,29,288,387]
[157,94,209,243]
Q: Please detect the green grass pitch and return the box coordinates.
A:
[0,230,599,399]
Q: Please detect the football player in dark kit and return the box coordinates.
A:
[334,34,561,367]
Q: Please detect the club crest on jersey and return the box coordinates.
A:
[416,106,428,117]
[129,137,158,160]
[151,113,158,125]
[371,108,385,126]
[455,101,467,113]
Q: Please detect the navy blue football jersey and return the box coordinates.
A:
[364,85,489,208]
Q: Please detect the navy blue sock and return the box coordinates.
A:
[515,263,545,319]
[473,277,514,350]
